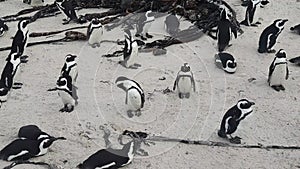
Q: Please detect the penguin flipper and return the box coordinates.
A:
[286,66,289,80]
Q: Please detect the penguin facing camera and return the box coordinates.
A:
[289,56,300,66]
[218,99,255,144]
[240,0,269,27]
[215,52,237,74]
[18,125,66,140]
[135,10,155,40]
[258,19,288,53]
[173,63,196,99]
[115,76,145,118]
[55,0,78,24]
[217,6,237,52]
[0,19,8,37]
[87,18,103,48]
[121,29,140,69]
[290,24,300,35]
[268,49,289,92]
[61,54,78,85]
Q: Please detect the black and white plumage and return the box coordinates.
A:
[0,19,8,37]
[23,0,44,6]
[164,14,180,36]
[258,19,288,53]
[173,63,196,99]
[10,20,29,58]
[268,49,289,92]
[290,24,300,35]
[0,53,21,91]
[55,0,78,24]
[215,52,237,74]
[122,29,139,69]
[87,18,103,48]
[135,10,155,40]
[78,140,138,169]
[217,7,237,52]
[61,54,78,85]
[115,76,145,118]
[289,56,300,66]
[240,0,268,26]
[18,125,66,141]
[0,137,63,161]
[218,99,255,144]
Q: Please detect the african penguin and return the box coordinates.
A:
[18,125,66,140]
[0,137,64,161]
[55,0,78,24]
[1,53,22,91]
[290,24,300,35]
[173,63,196,99]
[268,49,289,92]
[122,29,140,69]
[61,54,78,85]
[164,13,180,36]
[215,52,237,74]
[115,76,145,118]
[10,20,29,60]
[135,10,155,40]
[217,7,237,52]
[218,99,255,144]
[87,18,103,48]
[258,19,288,53]
[0,19,8,37]
[240,0,264,26]
[77,140,137,169]
[289,56,300,66]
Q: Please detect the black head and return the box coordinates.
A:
[273,19,288,28]
[124,29,131,39]
[115,76,130,84]
[227,60,237,69]
[219,7,230,20]
[41,136,66,149]
[65,54,77,63]
[237,99,255,110]
[18,20,29,31]
[275,49,286,58]
[180,63,191,72]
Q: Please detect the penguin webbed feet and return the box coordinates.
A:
[20,55,29,63]
[60,104,74,113]
[127,110,134,118]
[229,135,242,144]
[12,83,23,89]
[271,85,285,92]
[267,49,276,53]
[145,33,153,39]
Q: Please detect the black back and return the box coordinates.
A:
[218,52,235,68]
[18,125,50,140]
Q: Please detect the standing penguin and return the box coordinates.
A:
[18,125,66,140]
[217,7,237,52]
[115,76,145,118]
[215,52,237,74]
[122,29,140,69]
[268,49,289,91]
[258,19,288,53]
[173,63,196,99]
[0,19,8,37]
[10,20,29,61]
[240,0,269,26]
[77,139,138,169]
[61,54,78,85]
[0,137,65,161]
[1,53,22,90]
[135,10,155,40]
[164,13,180,36]
[87,18,103,48]
[218,99,255,144]
[55,0,78,24]
[290,24,300,35]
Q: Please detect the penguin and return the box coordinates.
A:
[61,54,78,85]
[240,0,265,27]
[115,76,145,118]
[87,18,103,48]
[0,19,8,37]
[0,137,65,161]
[289,56,300,66]
[215,52,237,74]
[268,49,289,92]
[290,24,300,35]
[217,7,237,52]
[173,63,196,99]
[10,20,29,61]
[218,99,255,144]
[18,125,66,140]
[55,0,78,24]
[0,53,22,91]
[0,83,9,107]
[135,10,155,40]
[258,19,288,53]
[122,29,140,69]
[164,13,180,36]
[77,140,137,169]
[48,74,78,112]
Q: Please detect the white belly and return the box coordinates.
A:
[143,22,152,35]
[127,89,142,111]
[89,29,103,45]
[178,77,192,93]
[69,68,78,84]
[58,91,75,106]
[270,65,286,86]
[126,44,138,67]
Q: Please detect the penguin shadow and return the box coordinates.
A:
[118,61,141,69]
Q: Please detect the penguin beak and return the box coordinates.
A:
[250,102,255,105]
[283,19,288,23]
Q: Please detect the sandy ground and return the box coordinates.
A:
[0,0,299,168]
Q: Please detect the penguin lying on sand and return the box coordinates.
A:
[218,99,255,144]
[215,52,237,74]
[18,125,66,140]
[173,63,196,99]
[290,24,300,35]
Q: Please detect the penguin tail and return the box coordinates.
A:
[217,130,227,138]
[257,48,265,53]
[240,20,249,26]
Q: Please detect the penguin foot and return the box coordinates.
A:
[65,105,74,113]
[229,136,242,144]
[278,85,285,91]
[135,34,141,37]
[250,24,259,27]
[146,33,153,38]
[135,111,141,117]
[267,49,276,53]
[91,44,97,48]
[255,21,261,25]
[271,85,281,92]
[217,130,227,138]
[178,93,184,99]
[20,55,29,63]
[127,111,134,118]
[140,36,147,41]
[185,93,190,98]
[59,108,66,112]
[12,83,23,89]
